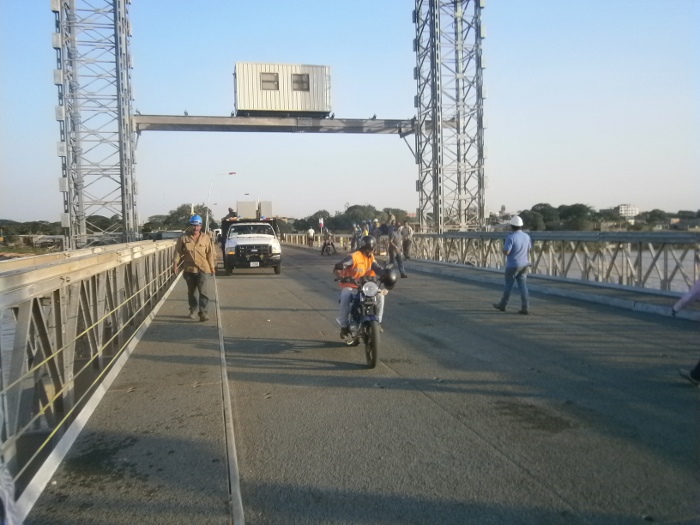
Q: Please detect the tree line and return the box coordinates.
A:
[1,203,697,240]
[512,204,699,231]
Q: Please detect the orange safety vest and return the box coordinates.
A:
[338,251,377,289]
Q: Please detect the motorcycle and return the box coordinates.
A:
[336,271,396,368]
[321,234,337,255]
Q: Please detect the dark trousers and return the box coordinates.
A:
[389,249,406,276]
[183,271,209,314]
[402,239,412,259]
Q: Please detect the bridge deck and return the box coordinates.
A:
[26,246,699,525]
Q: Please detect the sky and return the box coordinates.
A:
[1,1,698,224]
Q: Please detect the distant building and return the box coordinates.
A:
[615,204,639,218]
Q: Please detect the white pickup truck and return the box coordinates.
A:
[223,220,282,275]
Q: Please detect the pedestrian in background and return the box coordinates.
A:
[493,215,531,314]
[220,207,237,258]
[673,279,700,386]
[400,219,413,259]
[350,223,361,251]
[173,215,216,322]
[388,222,408,278]
[306,227,315,247]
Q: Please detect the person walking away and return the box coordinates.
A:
[493,215,531,314]
[333,236,385,338]
[220,207,237,259]
[672,279,700,386]
[350,224,359,251]
[306,227,315,247]
[400,220,414,259]
[173,214,216,322]
[388,222,408,278]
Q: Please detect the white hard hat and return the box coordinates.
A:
[510,215,524,227]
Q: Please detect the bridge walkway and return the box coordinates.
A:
[25,247,698,525]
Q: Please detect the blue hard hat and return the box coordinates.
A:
[189,214,203,225]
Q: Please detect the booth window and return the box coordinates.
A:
[261,72,279,91]
[292,74,310,92]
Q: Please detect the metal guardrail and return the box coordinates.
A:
[284,231,700,292]
[0,240,176,520]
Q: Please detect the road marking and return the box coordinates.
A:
[214,274,245,525]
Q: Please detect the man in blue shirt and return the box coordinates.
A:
[493,215,532,314]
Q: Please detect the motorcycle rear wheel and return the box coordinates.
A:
[365,321,380,368]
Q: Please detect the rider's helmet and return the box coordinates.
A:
[359,235,376,255]
[380,267,400,290]
[189,214,203,226]
[510,215,524,228]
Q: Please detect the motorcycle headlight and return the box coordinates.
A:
[362,281,379,297]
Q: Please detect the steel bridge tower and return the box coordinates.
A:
[414,0,485,232]
[52,0,138,249]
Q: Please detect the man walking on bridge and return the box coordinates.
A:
[173,214,216,322]
[493,215,532,315]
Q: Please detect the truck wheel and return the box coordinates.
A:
[225,265,232,276]
[274,264,281,275]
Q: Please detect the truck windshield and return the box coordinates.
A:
[228,225,274,237]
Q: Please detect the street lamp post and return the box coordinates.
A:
[205,172,236,233]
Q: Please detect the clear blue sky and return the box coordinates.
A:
[1,1,698,223]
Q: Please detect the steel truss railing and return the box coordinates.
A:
[0,240,175,520]
[411,231,700,292]
[283,231,699,292]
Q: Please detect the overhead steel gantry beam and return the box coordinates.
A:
[133,115,415,135]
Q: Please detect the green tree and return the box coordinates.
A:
[519,210,545,231]
[531,203,560,229]
[86,215,114,232]
[676,210,696,220]
[558,204,593,221]
[342,204,380,226]
[163,204,212,228]
[382,207,408,224]
[646,209,668,224]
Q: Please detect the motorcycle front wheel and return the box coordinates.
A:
[365,321,380,368]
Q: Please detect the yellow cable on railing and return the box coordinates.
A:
[0,265,173,398]
[7,270,176,482]
[0,266,174,460]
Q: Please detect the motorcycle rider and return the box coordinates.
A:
[321,227,335,254]
[333,235,385,339]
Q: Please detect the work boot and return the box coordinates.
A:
[518,309,529,315]
[199,312,209,322]
[188,309,197,320]
[492,303,506,312]
[679,368,700,387]
[339,327,350,339]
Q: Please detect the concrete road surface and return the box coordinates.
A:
[220,246,699,525]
